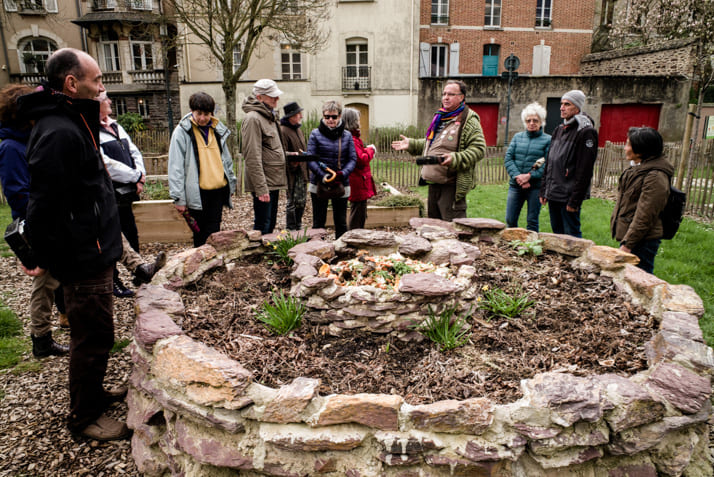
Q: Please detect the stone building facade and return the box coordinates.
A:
[580,39,697,77]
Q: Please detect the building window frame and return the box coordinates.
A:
[99,32,121,71]
[137,97,150,118]
[430,44,448,77]
[114,97,127,116]
[281,44,302,80]
[18,37,57,73]
[484,0,501,28]
[535,0,552,28]
[130,38,153,70]
[431,0,448,25]
[346,39,368,77]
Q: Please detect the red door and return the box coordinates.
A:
[468,103,499,146]
[598,104,661,146]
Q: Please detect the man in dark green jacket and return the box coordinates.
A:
[392,80,486,221]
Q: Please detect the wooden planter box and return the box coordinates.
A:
[133,200,192,244]
[325,205,420,228]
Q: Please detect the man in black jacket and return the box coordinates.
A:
[19,48,129,441]
[539,90,598,238]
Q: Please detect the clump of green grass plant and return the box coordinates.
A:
[0,305,25,369]
[373,194,425,217]
[509,239,544,257]
[142,180,171,200]
[411,305,471,351]
[478,285,535,320]
[266,230,310,266]
[256,290,305,335]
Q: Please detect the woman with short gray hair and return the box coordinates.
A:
[307,100,357,238]
[504,102,551,231]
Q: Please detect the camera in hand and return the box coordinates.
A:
[4,218,38,269]
[416,155,445,165]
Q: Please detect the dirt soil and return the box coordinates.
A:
[179,241,658,405]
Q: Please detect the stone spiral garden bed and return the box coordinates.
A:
[127,219,714,476]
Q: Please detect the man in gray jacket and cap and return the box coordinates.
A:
[539,90,598,238]
[241,79,288,235]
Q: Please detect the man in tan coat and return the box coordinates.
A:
[241,79,288,235]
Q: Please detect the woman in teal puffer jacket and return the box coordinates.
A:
[504,102,551,231]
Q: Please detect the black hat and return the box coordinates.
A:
[283,101,303,119]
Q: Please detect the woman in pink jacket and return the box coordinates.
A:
[342,108,376,229]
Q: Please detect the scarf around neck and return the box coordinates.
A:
[425,102,466,144]
[318,119,345,141]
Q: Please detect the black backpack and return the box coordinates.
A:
[660,183,686,240]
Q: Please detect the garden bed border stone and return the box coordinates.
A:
[128,220,713,476]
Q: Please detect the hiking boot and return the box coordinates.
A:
[76,414,131,441]
[32,332,69,357]
[58,313,70,328]
[113,276,134,298]
[104,385,128,404]
[132,251,167,286]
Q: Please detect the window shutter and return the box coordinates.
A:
[4,0,17,12]
[449,42,460,76]
[419,42,429,78]
[44,0,57,12]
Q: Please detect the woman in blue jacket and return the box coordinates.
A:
[307,100,357,239]
[504,102,551,231]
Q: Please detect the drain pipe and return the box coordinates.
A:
[75,0,88,51]
[0,19,11,82]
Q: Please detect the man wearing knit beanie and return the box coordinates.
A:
[539,89,598,237]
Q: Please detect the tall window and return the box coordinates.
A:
[130,35,153,70]
[346,40,368,78]
[484,0,501,27]
[114,97,127,116]
[430,44,447,77]
[431,0,448,25]
[281,44,302,80]
[18,37,57,74]
[137,98,149,117]
[536,0,552,27]
[232,44,242,73]
[100,31,120,71]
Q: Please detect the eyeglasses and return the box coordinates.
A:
[323,114,339,120]
[526,119,540,123]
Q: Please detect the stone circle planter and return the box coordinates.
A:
[128,220,713,476]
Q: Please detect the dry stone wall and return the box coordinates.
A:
[128,221,713,476]
[580,39,696,77]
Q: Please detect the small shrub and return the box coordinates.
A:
[509,239,544,257]
[117,112,146,134]
[256,290,305,335]
[478,285,535,320]
[111,338,131,353]
[411,305,471,351]
[266,230,310,266]
[373,194,425,217]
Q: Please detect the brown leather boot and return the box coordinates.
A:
[132,251,167,286]
[76,413,131,441]
[58,313,69,328]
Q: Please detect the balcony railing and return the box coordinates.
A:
[10,72,46,86]
[18,0,46,14]
[92,0,116,9]
[342,66,371,92]
[102,71,123,84]
[129,69,165,85]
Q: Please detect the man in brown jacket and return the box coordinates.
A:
[241,79,288,234]
[280,102,309,230]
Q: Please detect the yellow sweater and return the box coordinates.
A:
[192,121,228,190]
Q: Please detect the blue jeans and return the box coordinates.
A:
[505,185,542,231]
[630,238,661,274]
[548,200,582,237]
[252,190,280,235]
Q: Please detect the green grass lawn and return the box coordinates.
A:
[417,183,714,345]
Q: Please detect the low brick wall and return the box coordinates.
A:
[128,221,713,476]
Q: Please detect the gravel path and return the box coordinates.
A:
[0,194,265,477]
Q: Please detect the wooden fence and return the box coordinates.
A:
[594,140,714,219]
